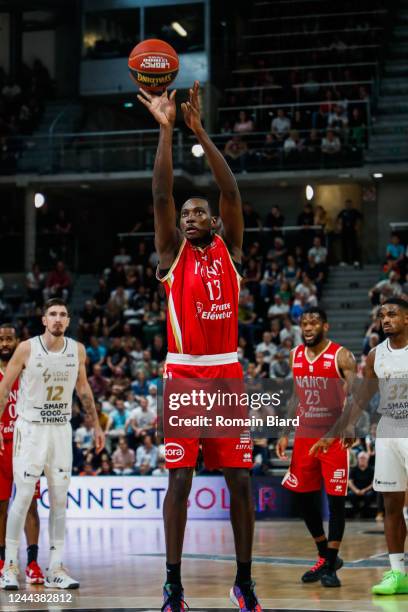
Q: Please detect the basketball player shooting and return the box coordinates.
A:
[276,308,357,588]
[0,298,105,590]
[343,298,408,595]
[138,81,262,611]
[0,324,44,585]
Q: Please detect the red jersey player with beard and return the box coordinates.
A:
[138,81,261,611]
[0,324,44,584]
[276,308,356,588]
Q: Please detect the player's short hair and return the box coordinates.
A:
[0,323,17,334]
[43,298,70,315]
[382,298,408,311]
[301,306,328,323]
[182,196,213,215]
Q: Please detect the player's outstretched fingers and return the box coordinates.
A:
[137,94,151,108]
[192,80,200,104]
[138,88,153,101]
[169,90,177,100]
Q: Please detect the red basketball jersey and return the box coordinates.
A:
[292,341,346,435]
[0,370,19,441]
[159,234,241,355]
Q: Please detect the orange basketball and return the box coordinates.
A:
[128,39,179,93]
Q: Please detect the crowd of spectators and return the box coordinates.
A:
[217,0,387,172]
[222,100,367,173]
[359,233,408,370]
[0,60,51,173]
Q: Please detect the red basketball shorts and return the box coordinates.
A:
[163,357,253,470]
[282,437,349,496]
[0,439,40,501]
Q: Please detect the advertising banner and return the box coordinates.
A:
[37,476,296,519]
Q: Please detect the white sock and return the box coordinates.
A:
[4,539,19,568]
[389,553,405,573]
[48,542,64,570]
[48,483,69,570]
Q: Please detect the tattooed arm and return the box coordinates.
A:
[0,341,30,454]
[76,343,105,453]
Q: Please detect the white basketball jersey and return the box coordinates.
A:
[374,338,408,419]
[16,336,79,424]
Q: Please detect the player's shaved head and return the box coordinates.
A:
[182,197,212,214]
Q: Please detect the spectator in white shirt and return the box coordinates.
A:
[283,130,302,155]
[255,331,278,364]
[295,273,318,306]
[267,294,290,320]
[113,247,132,266]
[271,109,291,141]
[134,435,158,475]
[152,457,169,477]
[308,236,328,264]
[328,104,349,137]
[74,414,95,452]
[279,316,302,346]
[127,397,156,445]
[369,271,402,305]
[321,130,341,155]
[146,384,158,412]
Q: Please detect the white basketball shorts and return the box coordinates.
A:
[13,417,72,487]
[374,416,408,492]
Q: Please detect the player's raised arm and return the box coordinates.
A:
[137,88,182,265]
[0,341,29,453]
[75,344,105,454]
[182,81,243,261]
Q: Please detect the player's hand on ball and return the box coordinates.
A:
[309,437,334,456]
[181,80,203,133]
[94,426,105,454]
[137,88,177,126]
[276,436,289,459]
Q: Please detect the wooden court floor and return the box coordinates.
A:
[1,518,408,611]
